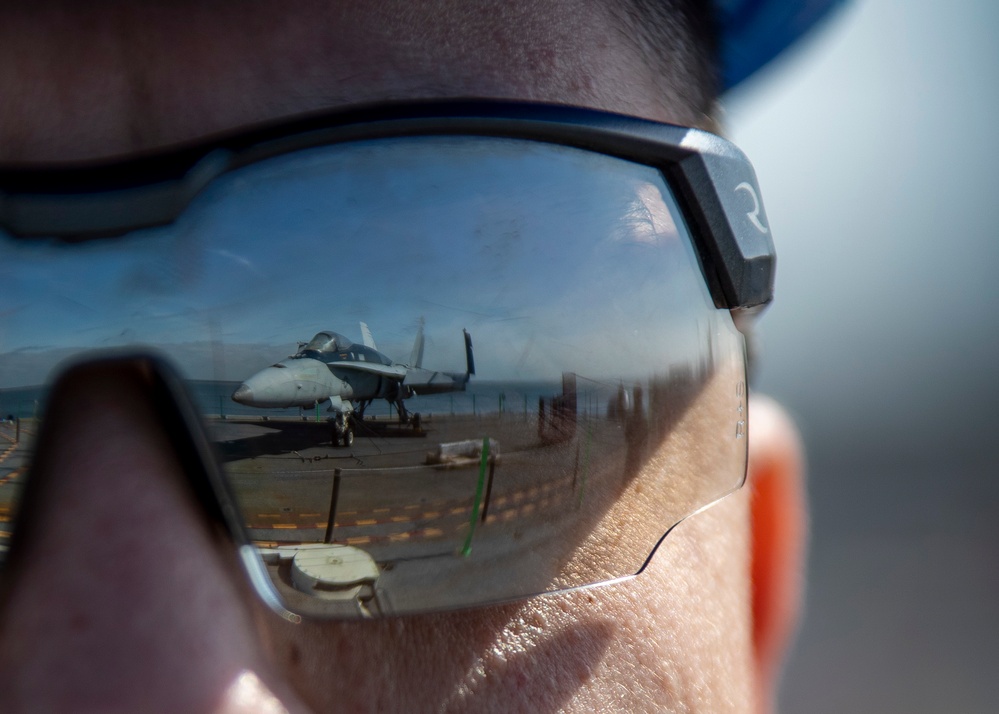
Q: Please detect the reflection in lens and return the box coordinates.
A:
[0,416,26,565]
[0,137,747,617]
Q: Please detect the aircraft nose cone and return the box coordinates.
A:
[232,383,253,405]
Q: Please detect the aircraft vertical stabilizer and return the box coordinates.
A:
[463,329,475,377]
[409,318,425,368]
[359,322,377,350]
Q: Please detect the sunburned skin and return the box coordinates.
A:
[0,2,804,712]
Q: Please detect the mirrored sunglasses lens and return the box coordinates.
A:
[0,136,747,616]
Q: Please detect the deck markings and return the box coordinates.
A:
[244,468,580,547]
[0,444,20,466]
[0,468,24,487]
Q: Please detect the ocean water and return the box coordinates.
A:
[0,378,626,422]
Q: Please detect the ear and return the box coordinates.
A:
[748,395,807,714]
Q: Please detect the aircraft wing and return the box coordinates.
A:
[329,361,408,379]
[403,367,469,395]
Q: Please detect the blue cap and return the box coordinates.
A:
[717,0,849,90]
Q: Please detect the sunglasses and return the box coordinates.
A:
[0,101,773,620]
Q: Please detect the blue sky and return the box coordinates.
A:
[1,137,732,387]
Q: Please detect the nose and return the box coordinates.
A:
[0,360,306,713]
[231,366,300,408]
[232,382,254,405]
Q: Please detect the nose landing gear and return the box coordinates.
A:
[331,412,354,447]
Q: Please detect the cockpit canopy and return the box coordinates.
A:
[293,331,393,365]
[300,331,352,354]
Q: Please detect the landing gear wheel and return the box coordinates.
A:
[341,426,354,447]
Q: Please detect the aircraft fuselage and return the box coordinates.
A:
[231,327,473,420]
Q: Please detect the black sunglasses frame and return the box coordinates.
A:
[0,100,774,311]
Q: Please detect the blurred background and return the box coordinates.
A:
[724,1,999,711]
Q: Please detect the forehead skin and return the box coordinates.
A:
[0,0,714,163]
[0,1,753,712]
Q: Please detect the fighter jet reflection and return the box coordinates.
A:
[232,321,474,444]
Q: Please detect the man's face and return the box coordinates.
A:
[0,2,803,712]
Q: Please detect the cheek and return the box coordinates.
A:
[549,491,753,712]
[624,491,754,705]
